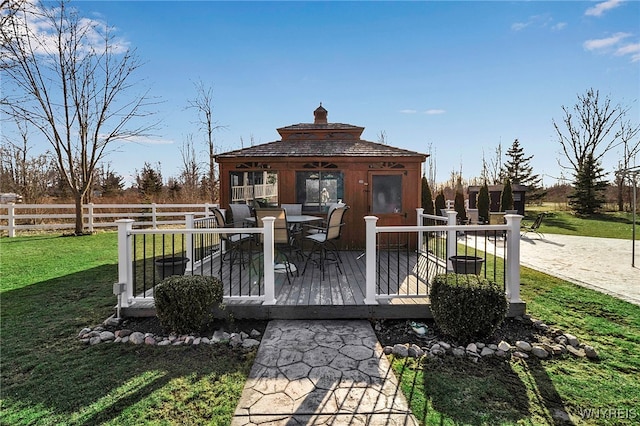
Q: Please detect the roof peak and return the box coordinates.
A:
[314,103,328,124]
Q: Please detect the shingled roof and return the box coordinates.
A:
[216,138,426,159]
[216,104,427,160]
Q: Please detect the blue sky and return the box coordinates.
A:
[9,1,640,187]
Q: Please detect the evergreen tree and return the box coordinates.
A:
[477,182,490,224]
[435,190,446,216]
[421,176,434,215]
[453,177,467,223]
[568,153,608,216]
[501,139,545,203]
[136,162,164,199]
[500,178,514,212]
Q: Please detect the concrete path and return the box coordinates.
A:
[519,233,640,306]
[465,233,640,306]
[232,320,418,425]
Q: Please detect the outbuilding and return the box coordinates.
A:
[215,105,427,249]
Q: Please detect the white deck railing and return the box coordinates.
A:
[113,209,523,312]
[0,203,217,237]
[364,209,522,304]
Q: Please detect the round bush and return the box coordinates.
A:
[430,273,508,344]
[154,275,223,334]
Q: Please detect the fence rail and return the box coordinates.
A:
[0,203,217,237]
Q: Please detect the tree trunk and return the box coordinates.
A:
[74,193,84,235]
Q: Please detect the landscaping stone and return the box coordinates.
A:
[564,333,579,347]
[515,341,532,352]
[583,345,599,359]
[531,346,549,359]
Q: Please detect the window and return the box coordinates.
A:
[296,171,344,212]
[230,171,278,206]
[372,174,402,214]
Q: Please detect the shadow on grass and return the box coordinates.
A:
[542,213,579,233]
[418,357,530,425]
[405,355,575,425]
[1,265,252,424]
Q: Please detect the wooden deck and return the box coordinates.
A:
[121,249,526,319]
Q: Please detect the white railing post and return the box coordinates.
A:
[446,210,458,272]
[87,203,94,233]
[185,213,195,272]
[152,203,158,229]
[416,208,424,253]
[8,203,15,237]
[262,217,277,305]
[364,216,379,304]
[505,214,523,302]
[116,219,135,306]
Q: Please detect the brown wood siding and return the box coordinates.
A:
[218,156,423,249]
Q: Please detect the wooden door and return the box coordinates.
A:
[368,172,406,227]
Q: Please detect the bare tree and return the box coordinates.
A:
[480,143,502,184]
[0,119,55,203]
[187,80,224,203]
[178,134,203,202]
[554,88,630,173]
[613,120,640,211]
[1,0,156,234]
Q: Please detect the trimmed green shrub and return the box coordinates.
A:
[500,177,514,212]
[154,275,224,334]
[430,273,508,344]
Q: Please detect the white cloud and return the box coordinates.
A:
[400,109,417,114]
[511,15,566,32]
[583,32,631,50]
[585,0,625,17]
[13,1,129,57]
[616,43,640,62]
[424,109,446,115]
[584,33,639,62]
[552,22,568,31]
[511,22,529,31]
[119,136,174,145]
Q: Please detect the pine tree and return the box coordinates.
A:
[453,177,467,223]
[435,190,446,216]
[501,139,545,203]
[477,182,490,223]
[568,153,608,216]
[499,178,514,212]
[421,176,434,215]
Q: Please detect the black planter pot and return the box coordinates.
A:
[154,256,189,280]
[449,255,484,275]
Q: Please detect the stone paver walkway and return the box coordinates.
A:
[232,320,418,425]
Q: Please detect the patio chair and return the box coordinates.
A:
[521,212,545,239]
[229,203,253,228]
[254,207,298,284]
[212,207,253,277]
[302,205,349,279]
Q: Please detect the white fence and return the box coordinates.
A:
[0,203,217,237]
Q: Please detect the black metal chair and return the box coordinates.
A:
[212,207,253,277]
[521,212,546,239]
[254,207,298,284]
[302,205,349,279]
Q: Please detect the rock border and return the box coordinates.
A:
[77,316,261,351]
[381,314,599,362]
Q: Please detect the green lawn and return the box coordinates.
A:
[523,204,637,240]
[0,233,253,425]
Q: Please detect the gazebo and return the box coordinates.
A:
[215,105,427,249]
